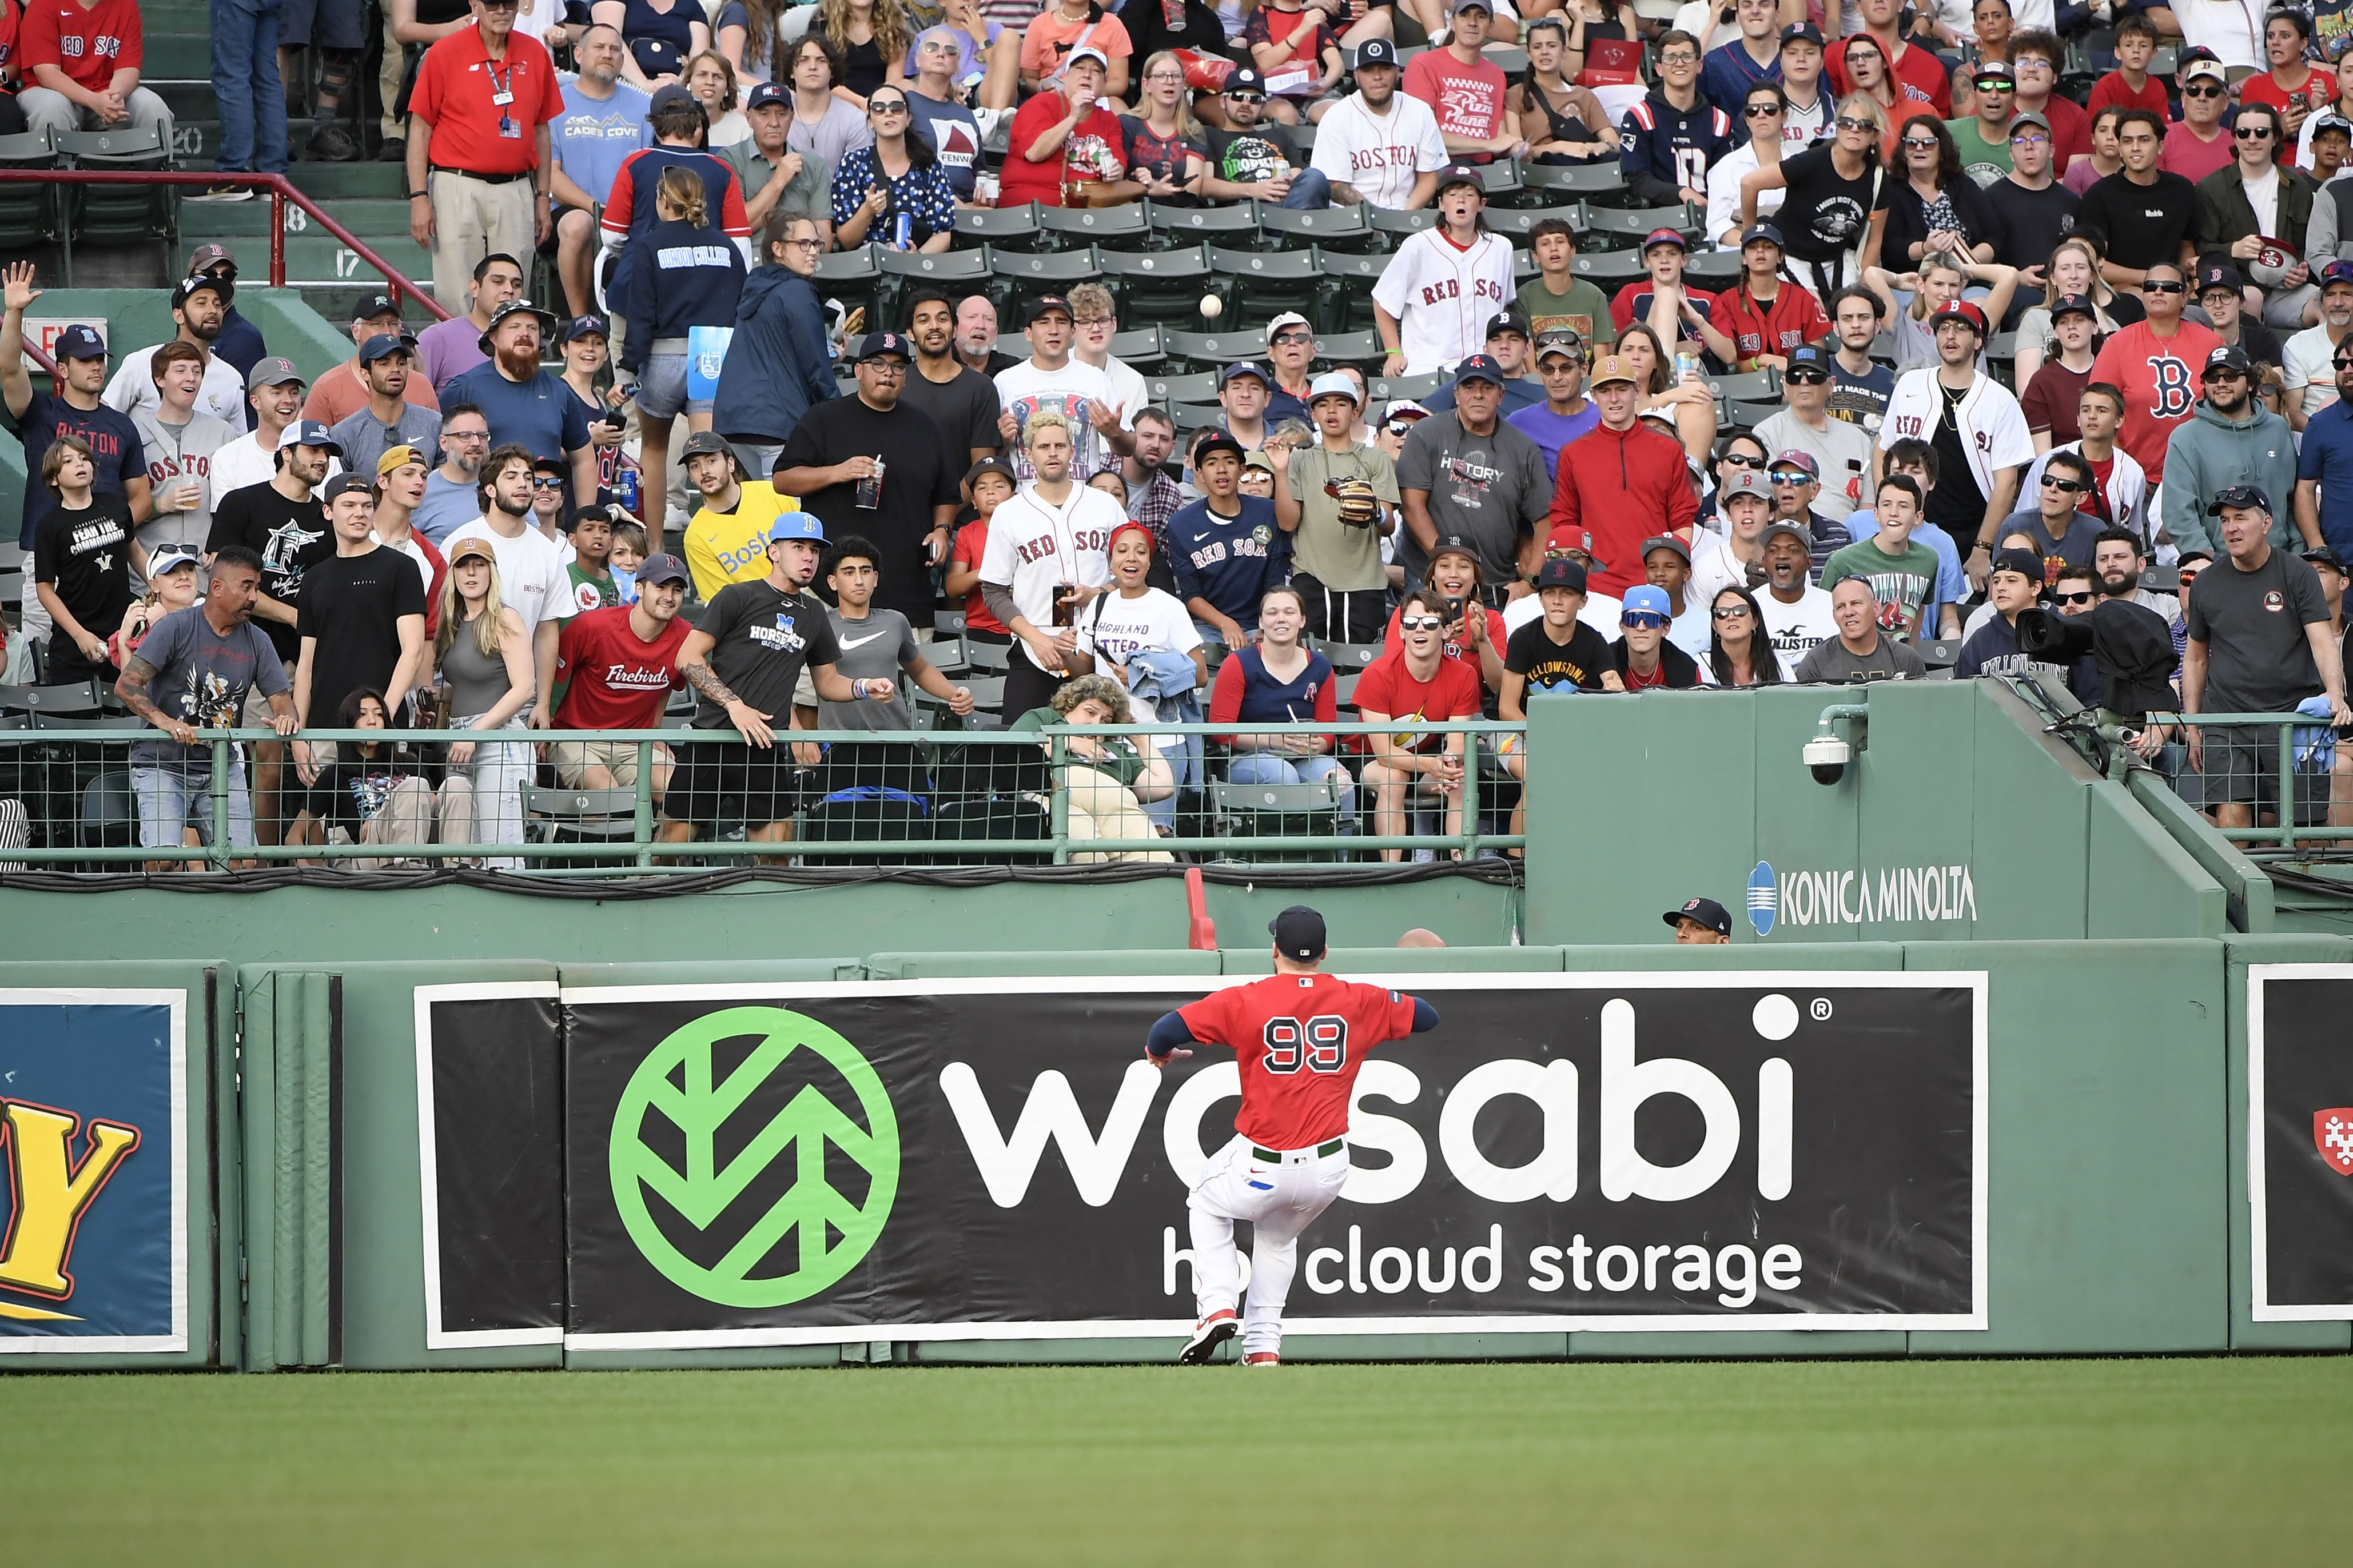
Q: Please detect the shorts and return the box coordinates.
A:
[241,660,297,728]
[539,202,584,257]
[2203,723,2330,823]
[280,0,369,50]
[132,759,254,851]
[665,738,805,827]
[638,352,712,421]
[550,737,660,788]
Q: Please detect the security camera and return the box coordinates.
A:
[1803,733,1851,787]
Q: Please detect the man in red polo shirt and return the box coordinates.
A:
[406,0,563,325]
[18,0,172,140]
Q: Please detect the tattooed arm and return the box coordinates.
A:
[678,628,777,749]
[116,655,198,746]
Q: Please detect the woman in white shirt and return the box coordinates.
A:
[687,51,755,148]
[1070,520,1206,826]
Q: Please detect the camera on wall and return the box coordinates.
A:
[1803,733,1851,787]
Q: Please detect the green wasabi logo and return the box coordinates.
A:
[609,1006,898,1308]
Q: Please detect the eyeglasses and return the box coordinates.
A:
[786,236,825,250]
[1900,137,1940,151]
[1783,369,1829,385]
[2235,125,2275,139]
[1399,615,1446,631]
[447,429,489,442]
[2053,591,2095,605]
[1272,330,1314,346]
[2040,474,2085,492]
[1146,69,1185,83]
[862,361,906,377]
[1744,103,1782,118]
[1769,469,1811,485]
[869,99,909,115]
[1834,115,1877,133]
[2145,280,2188,294]
[2183,83,2227,98]
[1721,452,1765,468]
[531,476,565,489]
[1711,604,1753,619]
[1072,315,1113,326]
[1659,51,1697,66]
[1622,613,1669,630]
[1225,92,1265,105]
[2010,131,2051,145]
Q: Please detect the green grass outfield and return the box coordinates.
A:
[3,1357,2346,1564]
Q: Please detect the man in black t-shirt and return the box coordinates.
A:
[1498,558,1622,844]
[32,436,147,689]
[2076,109,2197,288]
[1984,113,2080,319]
[292,474,429,788]
[662,513,888,848]
[1198,68,1329,210]
[771,332,961,624]
[900,288,1005,472]
[2184,484,2350,829]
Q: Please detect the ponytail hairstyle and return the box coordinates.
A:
[656,165,711,230]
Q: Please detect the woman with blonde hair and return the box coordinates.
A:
[1861,248,2020,373]
[684,50,752,147]
[819,0,918,106]
[1736,93,1889,302]
[431,537,535,865]
[1120,51,1209,201]
[2011,232,2141,382]
[1010,672,1176,863]
[1613,322,1718,464]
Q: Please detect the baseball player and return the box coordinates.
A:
[1372,165,1518,377]
[1146,905,1442,1367]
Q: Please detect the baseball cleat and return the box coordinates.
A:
[1178,1310,1239,1364]
[1243,1352,1280,1367]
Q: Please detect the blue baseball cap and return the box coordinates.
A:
[1785,342,1830,373]
[53,324,105,361]
[559,314,609,344]
[1220,360,1268,386]
[767,511,828,546]
[2323,259,2353,290]
[1621,584,1671,620]
[357,331,417,364]
[745,81,788,111]
[277,418,340,454]
[1453,353,1507,387]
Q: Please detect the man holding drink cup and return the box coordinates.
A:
[977,412,1126,718]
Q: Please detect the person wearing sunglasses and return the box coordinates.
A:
[2295,329,2353,558]
[2162,50,2237,185]
[1996,445,2103,589]
[2085,262,2220,502]
[1951,545,2099,703]
[1356,588,1482,860]
[831,88,960,248]
[2185,100,2318,330]
[2161,343,2305,558]
[1753,343,1876,518]
[1946,61,2017,191]
[1200,65,1330,209]
[1734,87,1888,304]
[1610,583,1703,689]
[2074,109,2195,293]
[1705,584,1782,688]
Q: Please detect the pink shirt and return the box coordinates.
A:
[2159,121,2235,184]
[1402,48,1506,149]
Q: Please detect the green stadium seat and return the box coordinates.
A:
[277,234,436,291]
[1151,202,1260,246]
[1368,206,1436,249]
[1098,244,1214,322]
[1209,779,1347,864]
[813,245,884,332]
[954,202,1041,250]
[1255,204,1373,253]
[1568,250,1647,287]
[1582,204,1695,249]
[1210,245,1321,325]
[1725,399,1780,430]
[1522,161,1626,203]
[1109,325,1164,368]
[876,246,992,328]
[1317,249,1389,333]
[989,246,1100,316]
[1707,368,1782,403]
[1686,248,1742,287]
[1317,329,1382,367]
[1163,329,1264,372]
[1368,371,1443,402]
[1472,159,1525,204]
[1040,201,1156,252]
[1147,370,1221,405]
[0,130,60,247]
[1170,401,1224,432]
[57,125,174,245]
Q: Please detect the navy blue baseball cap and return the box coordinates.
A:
[1453,353,1507,387]
[1663,896,1732,937]
[1785,342,1831,374]
[1220,360,1269,386]
[745,81,789,111]
[2208,483,2273,517]
[2322,259,2353,289]
[1739,222,1785,249]
[856,330,913,361]
[559,314,609,344]
[1192,429,1246,464]
[53,324,105,361]
[1224,66,1268,95]
[357,331,417,364]
[1269,904,1327,960]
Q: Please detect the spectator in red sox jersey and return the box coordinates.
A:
[1710,224,1833,374]
[18,0,172,141]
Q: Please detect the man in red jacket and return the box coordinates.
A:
[1547,354,1697,597]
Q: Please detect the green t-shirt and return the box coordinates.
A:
[1517,275,1615,349]
[567,561,620,614]
[1944,117,2013,190]
[1820,538,1942,641]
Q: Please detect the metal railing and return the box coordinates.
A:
[0,169,449,314]
[0,720,1525,876]
[2142,709,2350,854]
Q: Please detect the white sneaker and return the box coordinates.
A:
[1178,1309,1239,1364]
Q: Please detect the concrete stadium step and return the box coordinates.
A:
[173,197,415,238]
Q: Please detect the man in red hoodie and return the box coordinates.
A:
[1547,354,1697,597]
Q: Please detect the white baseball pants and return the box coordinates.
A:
[1189,1135,1349,1357]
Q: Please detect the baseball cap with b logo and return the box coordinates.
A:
[52,324,105,361]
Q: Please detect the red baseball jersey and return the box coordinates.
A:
[1178,972,1421,1150]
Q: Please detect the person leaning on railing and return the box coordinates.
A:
[1211,584,1355,824]
[1356,588,1479,861]
[1010,674,1176,864]
[432,536,538,865]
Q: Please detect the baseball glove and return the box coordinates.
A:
[1330,474,1381,529]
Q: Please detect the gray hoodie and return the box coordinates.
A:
[2159,397,2299,555]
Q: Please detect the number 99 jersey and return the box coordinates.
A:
[1177,972,1424,1151]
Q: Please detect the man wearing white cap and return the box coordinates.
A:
[1273,372,1398,643]
[212,360,344,508]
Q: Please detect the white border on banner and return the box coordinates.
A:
[413,982,567,1351]
[425,972,1990,1350]
[0,987,189,1355]
[2246,963,2353,1322]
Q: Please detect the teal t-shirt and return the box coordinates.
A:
[1945,117,2014,189]
[1821,537,1942,641]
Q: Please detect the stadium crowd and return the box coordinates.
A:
[7,0,2353,864]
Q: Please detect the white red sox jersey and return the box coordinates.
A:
[1371,229,1518,375]
[976,481,1122,669]
[1308,91,1449,210]
[1877,369,2033,508]
[130,405,238,553]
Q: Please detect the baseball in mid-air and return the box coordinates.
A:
[1199,293,1223,319]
